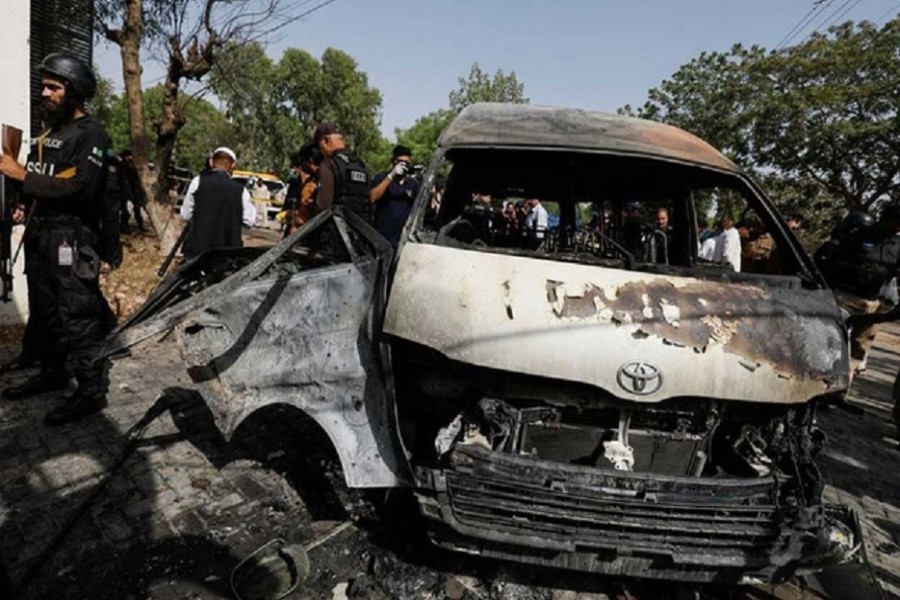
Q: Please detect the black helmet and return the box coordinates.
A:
[39,53,96,100]
[833,211,874,238]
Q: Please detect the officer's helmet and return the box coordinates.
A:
[842,211,875,231]
[39,53,97,101]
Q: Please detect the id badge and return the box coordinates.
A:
[58,241,73,266]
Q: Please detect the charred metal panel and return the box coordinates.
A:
[416,445,860,583]
[384,243,849,404]
[177,260,407,488]
[107,211,335,354]
[439,104,739,173]
[108,211,409,489]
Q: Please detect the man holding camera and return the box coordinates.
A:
[370,145,421,248]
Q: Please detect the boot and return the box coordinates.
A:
[0,353,39,374]
[44,390,107,427]
[2,370,69,400]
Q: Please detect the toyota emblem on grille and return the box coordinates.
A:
[616,361,663,395]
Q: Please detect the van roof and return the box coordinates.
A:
[439,103,739,173]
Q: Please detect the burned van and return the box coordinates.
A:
[111,104,860,584]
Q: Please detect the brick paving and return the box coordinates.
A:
[0,321,899,599]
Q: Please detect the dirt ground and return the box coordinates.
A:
[0,228,897,600]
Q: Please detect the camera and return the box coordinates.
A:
[400,161,424,177]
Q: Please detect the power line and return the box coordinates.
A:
[875,1,900,23]
[776,0,837,48]
[264,0,341,38]
[810,0,863,33]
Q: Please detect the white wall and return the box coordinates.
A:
[0,0,31,325]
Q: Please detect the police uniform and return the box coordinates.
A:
[1,53,118,427]
[317,148,371,222]
[826,227,900,371]
[22,116,114,388]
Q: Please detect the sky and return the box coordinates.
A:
[94,0,900,140]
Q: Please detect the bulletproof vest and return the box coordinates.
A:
[25,116,111,236]
[182,170,244,258]
[825,227,900,296]
[332,149,371,222]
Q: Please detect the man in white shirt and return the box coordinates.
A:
[712,216,741,272]
[180,148,256,228]
[524,198,549,240]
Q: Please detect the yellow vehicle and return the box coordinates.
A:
[232,170,287,223]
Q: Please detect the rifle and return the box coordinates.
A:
[1,124,23,303]
[157,220,191,277]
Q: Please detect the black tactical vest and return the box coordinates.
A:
[332,149,371,223]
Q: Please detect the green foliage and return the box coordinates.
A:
[391,63,528,172]
[212,43,385,176]
[630,19,900,243]
[94,84,230,173]
[395,109,454,169]
[449,63,528,112]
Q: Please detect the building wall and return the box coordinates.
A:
[0,0,32,325]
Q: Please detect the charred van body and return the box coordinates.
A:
[111,104,860,584]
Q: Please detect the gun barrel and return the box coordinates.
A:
[157,221,191,277]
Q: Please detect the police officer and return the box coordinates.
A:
[369,144,420,247]
[313,123,371,222]
[0,53,116,426]
[816,207,900,375]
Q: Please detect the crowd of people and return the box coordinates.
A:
[0,51,429,430]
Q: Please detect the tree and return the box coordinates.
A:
[210,41,293,172]
[449,63,528,112]
[96,0,305,250]
[394,63,528,168]
[751,20,900,213]
[620,44,766,168]
[395,109,454,168]
[212,44,385,173]
[628,19,900,241]
[94,85,232,173]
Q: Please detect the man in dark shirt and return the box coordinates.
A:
[0,53,116,425]
[118,149,147,233]
[283,142,322,237]
[180,147,255,259]
[370,145,421,247]
[314,123,371,222]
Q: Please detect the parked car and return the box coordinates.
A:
[110,103,860,584]
[232,170,287,222]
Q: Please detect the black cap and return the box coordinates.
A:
[313,123,340,143]
[39,53,97,100]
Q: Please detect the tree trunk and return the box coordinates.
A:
[150,66,189,257]
[116,0,177,251]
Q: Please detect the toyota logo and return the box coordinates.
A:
[616,362,663,395]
